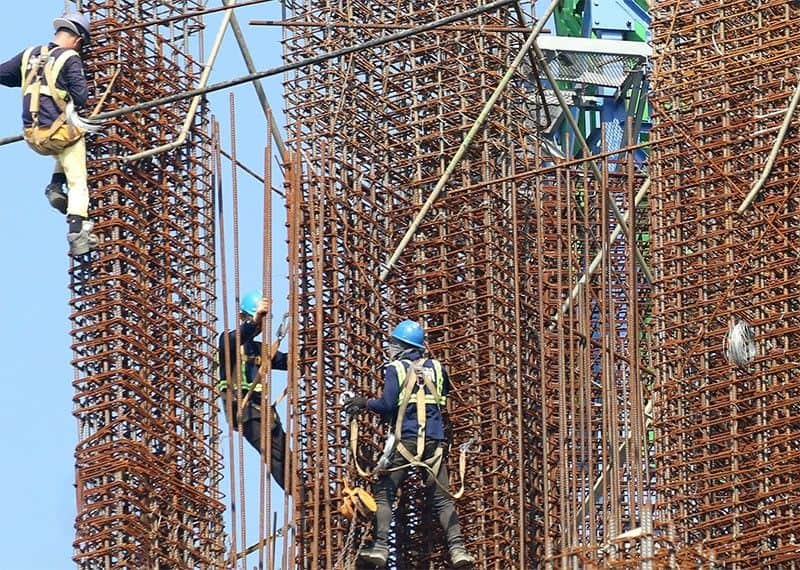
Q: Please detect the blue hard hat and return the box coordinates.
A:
[240,290,262,317]
[390,320,425,348]
[54,12,91,45]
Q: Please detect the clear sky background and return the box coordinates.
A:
[0,2,559,568]
[0,2,288,567]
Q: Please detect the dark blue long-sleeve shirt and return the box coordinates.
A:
[0,43,89,128]
[217,320,288,391]
[367,349,449,441]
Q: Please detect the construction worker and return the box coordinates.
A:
[217,290,289,490]
[0,12,98,256]
[344,320,475,568]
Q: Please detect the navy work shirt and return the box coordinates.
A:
[0,43,89,128]
[367,348,450,441]
[217,320,288,388]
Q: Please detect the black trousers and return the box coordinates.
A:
[220,390,287,490]
[372,438,465,550]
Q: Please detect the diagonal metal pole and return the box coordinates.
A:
[222,0,288,161]
[378,0,561,282]
[532,43,654,283]
[0,0,514,148]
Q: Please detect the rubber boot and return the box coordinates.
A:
[68,219,99,256]
[357,543,388,567]
[45,183,68,215]
[450,546,475,568]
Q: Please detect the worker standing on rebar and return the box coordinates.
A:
[217,290,289,490]
[344,320,475,568]
[0,12,97,256]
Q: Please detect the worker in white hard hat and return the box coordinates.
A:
[0,12,98,256]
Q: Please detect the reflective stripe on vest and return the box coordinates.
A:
[392,359,445,406]
[216,345,263,392]
[21,45,78,112]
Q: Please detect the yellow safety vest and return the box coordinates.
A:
[20,45,79,125]
[390,358,446,407]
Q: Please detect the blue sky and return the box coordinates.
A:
[0,3,288,567]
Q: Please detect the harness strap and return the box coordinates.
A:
[393,363,419,447]
[390,441,468,500]
[347,422,470,499]
[346,358,470,498]
[390,359,467,497]
[42,49,78,112]
[21,46,46,127]
[21,46,79,125]
[414,369,426,460]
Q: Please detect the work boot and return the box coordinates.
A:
[357,543,388,567]
[45,183,68,214]
[67,220,99,256]
[450,546,475,568]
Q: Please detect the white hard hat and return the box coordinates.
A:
[53,12,91,45]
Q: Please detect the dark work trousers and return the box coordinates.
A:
[372,438,465,550]
[220,390,287,490]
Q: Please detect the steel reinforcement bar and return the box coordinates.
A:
[69,2,224,567]
[650,1,800,567]
[282,2,546,566]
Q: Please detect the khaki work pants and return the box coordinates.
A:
[24,124,89,217]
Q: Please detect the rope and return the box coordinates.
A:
[332,516,359,570]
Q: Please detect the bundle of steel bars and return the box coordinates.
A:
[281,2,547,566]
[650,0,800,567]
[282,1,660,566]
[60,0,800,567]
[69,2,224,567]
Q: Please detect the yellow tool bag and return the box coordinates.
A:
[24,123,83,155]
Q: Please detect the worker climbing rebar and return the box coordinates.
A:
[343,319,475,568]
[217,290,289,490]
[0,11,98,256]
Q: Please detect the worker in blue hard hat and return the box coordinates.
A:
[0,12,97,256]
[344,319,475,568]
[217,289,290,490]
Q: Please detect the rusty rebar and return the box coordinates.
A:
[650,1,800,567]
[283,2,556,565]
[70,3,223,567]
[0,0,516,150]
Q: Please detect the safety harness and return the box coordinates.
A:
[349,358,470,499]
[216,313,291,431]
[216,344,264,393]
[20,44,84,154]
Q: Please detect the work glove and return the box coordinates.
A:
[343,395,368,417]
[65,101,105,133]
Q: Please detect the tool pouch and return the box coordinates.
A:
[24,122,83,155]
